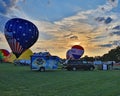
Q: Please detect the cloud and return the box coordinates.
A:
[98,44,113,48]
[0,0,19,15]
[108,0,118,7]
[63,33,78,40]
[39,31,56,40]
[0,37,2,41]
[69,35,78,40]
[95,16,113,24]
[99,0,118,12]
[93,0,118,25]
[33,20,64,41]
[94,35,106,40]
[112,31,120,35]
[98,39,120,48]
[0,33,4,41]
[0,0,27,33]
[111,40,120,45]
[104,17,113,24]
[63,33,73,38]
[0,0,26,15]
[0,14,9,32]
[112,25,120,30]
[0,33,11,51]
[95,17,105,22]
[54,0,119,29]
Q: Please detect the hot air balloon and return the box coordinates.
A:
[7,49,33,63]
[6,52,16,63]
[0,49,10,62]
[66,45,84,60]
[71,45,84,59]
[18,49,33,60]
[4,18,39,58]
[66,49,73,59]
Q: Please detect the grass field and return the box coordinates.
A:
[0,63,120,96]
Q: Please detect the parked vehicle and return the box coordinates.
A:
[14,59,30,66]
[31,54,60,72]
[63,60,95,71]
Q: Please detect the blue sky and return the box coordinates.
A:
[18,0,106,21]
[0,0,120,58]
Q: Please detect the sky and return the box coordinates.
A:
[0,0,120,58]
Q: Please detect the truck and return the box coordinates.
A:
[30,52,60,71]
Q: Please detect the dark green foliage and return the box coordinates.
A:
[81,55,95,62]
[82,46,120,62]
[101,46,120,62]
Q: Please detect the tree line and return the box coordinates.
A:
[81,46,120,62]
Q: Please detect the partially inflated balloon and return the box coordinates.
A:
[71,45,84,59]
[66,45,84,59]
[4,18,39,58]
[7,49,33,63]
[66,49,72,59]
[0,49,10,62]
[6,52,16,63]
[18,49,33,60]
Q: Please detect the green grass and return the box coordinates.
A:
[0,63,120,96]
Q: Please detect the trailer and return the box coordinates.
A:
[30,52,60,71]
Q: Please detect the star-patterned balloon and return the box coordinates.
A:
[4,18,39,58]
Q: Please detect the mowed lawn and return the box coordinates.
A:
[0,63,120,96]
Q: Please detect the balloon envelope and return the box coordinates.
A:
[4,18,39,58]
[7,49,33,63]
[0,49,10,62]
[66,49,73,59]
[18,49,33,60]
[6,52,16,63]
[71,45,84,59]
[66,45,84,59]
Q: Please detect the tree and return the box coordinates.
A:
[81,55,94,62]
[101,46,120,62]
[81,46,120,62]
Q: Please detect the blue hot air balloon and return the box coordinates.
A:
[4,18,39,58]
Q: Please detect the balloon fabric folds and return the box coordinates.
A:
[66,45,84,60]
[4,18,39,58]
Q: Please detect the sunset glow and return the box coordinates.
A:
[0,0,120,58]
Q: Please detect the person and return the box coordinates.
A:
[111,61,114,70]
[0,58,2,63]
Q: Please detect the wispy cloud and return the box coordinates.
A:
[0,15,9,32]
[0,0,17,14]
[0,0,27,33]
[98,39,120,48]
[98,44,113,48]
[0,0,26,15]
[111,31,120,35]
[0,33,11,51]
